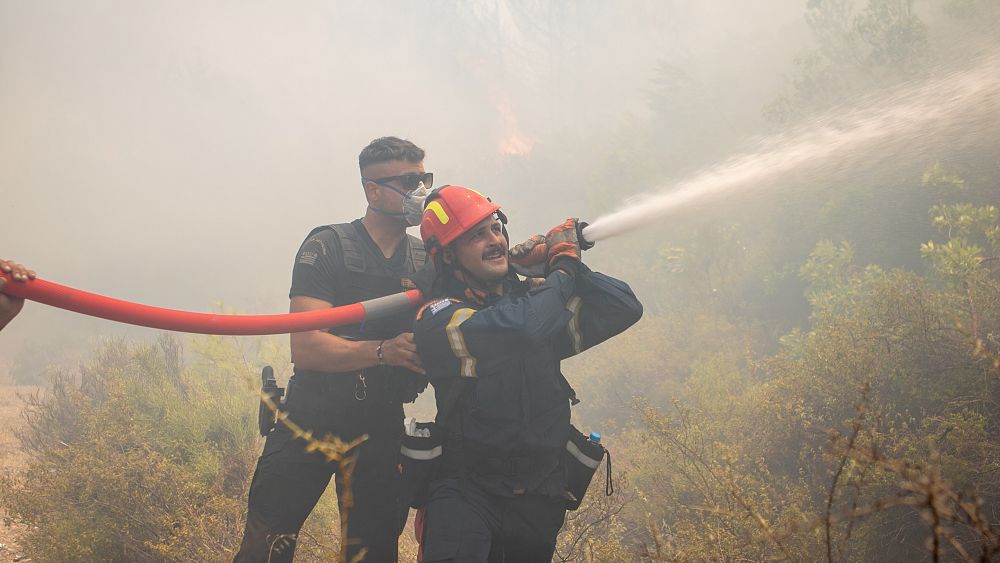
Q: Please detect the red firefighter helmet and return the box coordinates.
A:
[420,185,501,256]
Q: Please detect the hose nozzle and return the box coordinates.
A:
[577,221,596,250]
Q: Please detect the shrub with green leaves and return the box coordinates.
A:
[0,335,288,561]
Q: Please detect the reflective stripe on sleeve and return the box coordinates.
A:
[566,296,583,354]
[446,308,477,377]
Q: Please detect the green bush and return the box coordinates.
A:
[0,335,290,561]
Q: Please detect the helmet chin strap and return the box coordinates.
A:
[448,248,505,298]
[456,264,492,294]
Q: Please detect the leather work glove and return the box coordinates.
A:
[509,234,548,278]
[545,218,588,274]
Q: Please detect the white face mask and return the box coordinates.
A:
[402,182,432,226]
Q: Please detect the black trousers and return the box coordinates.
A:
[234,375,405,563]
[419,478,567,563]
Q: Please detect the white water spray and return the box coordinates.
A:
[582,54,1000,243]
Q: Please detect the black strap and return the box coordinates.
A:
[305,224,332,239]
[605,450,614,496]
[558,371,580,406]
[301,223,365,286]
[328,223,366,273]
[320,222,425,273]
[409,235,427,269]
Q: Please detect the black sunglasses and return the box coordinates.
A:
[368,172,434,191]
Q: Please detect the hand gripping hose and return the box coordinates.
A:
[0,272,425,335]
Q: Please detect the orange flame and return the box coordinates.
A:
[497,99,535,156]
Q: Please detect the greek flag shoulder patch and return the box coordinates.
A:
[417,298,462,321]
[429,299,457,316]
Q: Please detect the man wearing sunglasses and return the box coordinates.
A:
[235,137,432,563]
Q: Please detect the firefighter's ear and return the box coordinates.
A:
[442,248,455,266]
[361,179,378,203]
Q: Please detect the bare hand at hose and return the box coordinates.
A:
[0,259,36,331]
[379,332,425,374]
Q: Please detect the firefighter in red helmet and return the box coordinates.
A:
[412,185,642,562]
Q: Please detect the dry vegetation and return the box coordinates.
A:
[0,179,996,561]
[1,2,998,561]
[0,384,34,561]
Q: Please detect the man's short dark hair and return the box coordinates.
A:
[359,137,425,171]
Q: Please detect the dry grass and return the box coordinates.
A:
[0,384,37,561]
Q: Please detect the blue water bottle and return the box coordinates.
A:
[589,431,602,444]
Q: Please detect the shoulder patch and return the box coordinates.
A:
[417,298,461,320]
[297,236,330,265]
[430,299,456,316]
[297,250,318,266]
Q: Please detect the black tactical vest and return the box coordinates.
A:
[293,222,428,403]
[308,221,426,342]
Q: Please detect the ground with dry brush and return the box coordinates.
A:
[0,385,36,562]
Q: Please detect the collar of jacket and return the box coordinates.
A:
[441,272,525,306]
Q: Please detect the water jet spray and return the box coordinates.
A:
[582,54,999,243]
[3,55,996,335]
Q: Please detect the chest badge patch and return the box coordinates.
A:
[401,278,416,290]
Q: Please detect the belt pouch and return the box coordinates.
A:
[563,425,606,510]
[399,418,444,509]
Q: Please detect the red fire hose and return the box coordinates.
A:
[0,272,425,335]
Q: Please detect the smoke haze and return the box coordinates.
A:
[584,54,1000,242]
[0,1,806,365]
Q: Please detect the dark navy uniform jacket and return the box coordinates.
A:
[413,263,642,497]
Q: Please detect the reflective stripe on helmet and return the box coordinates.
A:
[425,200,450,225]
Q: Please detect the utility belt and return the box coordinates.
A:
[257,366,403,437]
[293,368,390,401]
[399,423,612,511]
[470,450,556,480]
[468,428,610,509]
[298,364,426,403]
